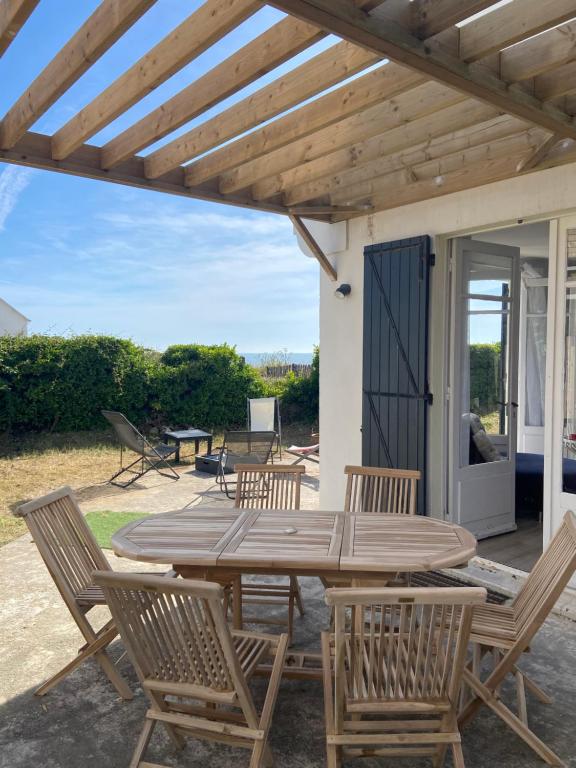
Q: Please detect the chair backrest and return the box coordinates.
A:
[94,571,259,723]
[223,431,276,469]
[248,397,278,432]
[101,409,146,455]
[326,587,486,722]
[234,464,305,509]
[512,510,576,642]
[344,465,420,515]
[18,487,110,609]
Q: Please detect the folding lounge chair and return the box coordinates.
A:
[216,430,276,498]
[286,432,319,465]
[102,409,179,487]
[322,586,486,767]
[94,571,288,768]
[17,486,177,699]
[247,396,282,458]
[459,510,576,767]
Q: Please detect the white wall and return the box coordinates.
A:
[319,162,576,511]
[0,298,28,336]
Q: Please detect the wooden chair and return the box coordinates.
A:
[344,465,420,515]
[234,464,306,641]
[322,586,487,767]
[17,486,133,699]
[94,571,288,768]
[459,510,576,767]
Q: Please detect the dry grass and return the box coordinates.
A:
[0,425,315,546]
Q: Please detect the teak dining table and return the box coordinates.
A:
[112,507,476,678]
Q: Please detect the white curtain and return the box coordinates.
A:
[523,264,547,427]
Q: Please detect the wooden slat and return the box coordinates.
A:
[265,0,576,140]
[286,115,529,205]
[100,16,325,169]
[0,0,157,150]
[459,0,576,62]
[289,215,337,280]
[500,20,576,83]
[408,0,498,38]
[216,81,464,193]
[0,0,39,56]
[535,61,576,102]
[144,40,381,180]
[330,128,548,206]
[50,0,260,161]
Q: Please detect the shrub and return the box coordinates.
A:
[269,346,319,425]
[152,344,265,430]
[469,342,501,415]
[0,335,154,432]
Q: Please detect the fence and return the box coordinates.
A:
[262,363,313,379]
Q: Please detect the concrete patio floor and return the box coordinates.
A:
[1,461,576,767]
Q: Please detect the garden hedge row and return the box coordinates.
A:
[0,335,319,433]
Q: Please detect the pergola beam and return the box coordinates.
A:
[0,131,289,217]
[50,0,260,161]
[263,0,576,140]
[500,20,576,83]
[0,0,39,56]
[100,16,325,169]
[0,0,158,150]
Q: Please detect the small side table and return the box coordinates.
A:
[163,429,213,463]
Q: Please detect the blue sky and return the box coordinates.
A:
[0,1,323,352]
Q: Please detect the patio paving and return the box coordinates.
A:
[1,461,576,767]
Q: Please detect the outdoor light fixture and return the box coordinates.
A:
[335,283,351,299]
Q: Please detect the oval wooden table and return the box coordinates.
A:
[113,507,477,679]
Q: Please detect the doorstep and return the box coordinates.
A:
[446,556,576,622]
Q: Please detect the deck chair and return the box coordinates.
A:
[17,487,133,699]
[344,465,420,514]
[459,510,576,767]
[248,396,282,458]
[286,438,320,465]
[94,571,288,768]
[322,586,487,767]
[102,409,179,487]
[234,464,306,642]
[216,430,276,498]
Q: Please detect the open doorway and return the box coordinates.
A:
[449,222,550,571]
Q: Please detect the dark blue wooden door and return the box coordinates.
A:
[362,236,432,516]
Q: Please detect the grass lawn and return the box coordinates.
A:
[0,425,314,547]
[85,510,146,550]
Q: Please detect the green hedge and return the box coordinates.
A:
[0,335,316,433]
[469,342,501,415]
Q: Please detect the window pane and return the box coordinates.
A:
[563,283,576,491]
[525,315,547,427]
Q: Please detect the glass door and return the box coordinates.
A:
[450,239,520,538]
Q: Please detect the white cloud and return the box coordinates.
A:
[0,166,32,231]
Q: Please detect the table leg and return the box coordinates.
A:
[195,438,199,455]
[207,437,213,455]
[173,439,181,464]
[231,575,243,630]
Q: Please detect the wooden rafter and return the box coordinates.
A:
[285,114,529,206]
[535,62,576,102]
[516,133,561,173]
[216,81,465,194]
[0,0,157,150]
[264,0,576,140]
[0,0,39,56]
[144,40,381,180]
[289,214,337,280]
[329,127,546,205]
[252,100,501,202]
[100,16,326,169]
[499,19,576,83]
[50,0,260,161]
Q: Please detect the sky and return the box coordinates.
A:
[0,1,324,353]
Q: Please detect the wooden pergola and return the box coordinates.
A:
[2,0,576,278]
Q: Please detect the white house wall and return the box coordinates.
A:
[0,298,28,336]
[319,163,576,512]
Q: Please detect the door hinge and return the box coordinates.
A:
[429,253,436,267]
[425,392,434,405]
